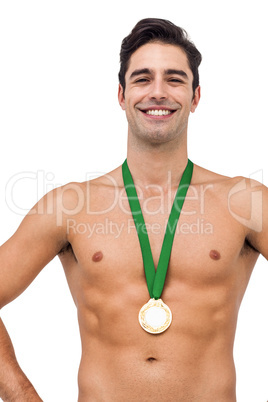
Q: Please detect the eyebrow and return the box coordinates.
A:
[129,68,189,80]
[129,68,151,79]
[165,69,189,80]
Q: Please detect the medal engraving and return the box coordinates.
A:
[139,298,172,334]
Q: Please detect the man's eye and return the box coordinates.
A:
[169,78,183,83]
[135,78,149,83]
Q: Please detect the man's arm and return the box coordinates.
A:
[244,180,268,259]
[0,186,71,401]
[0,318,42,401]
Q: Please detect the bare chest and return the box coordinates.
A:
[63,192,255,304]
[59,190,259,370]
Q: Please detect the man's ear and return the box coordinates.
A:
[118,84,126,110]
[191,86,201,113]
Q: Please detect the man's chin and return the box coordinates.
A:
[137,131,179,147]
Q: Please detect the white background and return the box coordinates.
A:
[0,1,268,401]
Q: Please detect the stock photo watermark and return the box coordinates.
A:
[3,168,264,234]
[66,217,214,239]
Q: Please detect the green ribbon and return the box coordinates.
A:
[122,159,193,300]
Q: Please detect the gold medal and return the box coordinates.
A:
[122,159,193,335]
[138,298,172,334]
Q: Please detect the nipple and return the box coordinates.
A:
[92,251,103,262]
[209,249,221,260]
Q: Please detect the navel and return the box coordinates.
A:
[92,251,103,262]
[146,357,157,363]
[209,249,221,260]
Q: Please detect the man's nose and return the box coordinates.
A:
[149,79,167,101]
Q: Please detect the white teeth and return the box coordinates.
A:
[146,110,172,116]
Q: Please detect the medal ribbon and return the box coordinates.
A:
[122,159,193,300]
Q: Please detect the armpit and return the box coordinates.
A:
[240,236,260,256]
[58,242,78,262]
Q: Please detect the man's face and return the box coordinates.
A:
[118,42,200,147]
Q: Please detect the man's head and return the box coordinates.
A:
[119,18,202,98]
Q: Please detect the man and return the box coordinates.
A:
[0,17,267,401]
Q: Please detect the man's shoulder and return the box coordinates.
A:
[194,163,264,192]
[196,162,267,216]
[82,165,123,194]
[60,166,124,215]
[52,165,123,198]
[193,163,267,218]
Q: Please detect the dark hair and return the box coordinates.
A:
[119,18,202,96]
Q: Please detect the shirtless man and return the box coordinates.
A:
[0,17,267,401]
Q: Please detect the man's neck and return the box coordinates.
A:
[126,144,188,191]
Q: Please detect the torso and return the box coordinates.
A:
[58,163,259,401]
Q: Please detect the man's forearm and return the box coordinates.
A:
[0,317,42,401]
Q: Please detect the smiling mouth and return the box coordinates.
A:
[141,109,176,116]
